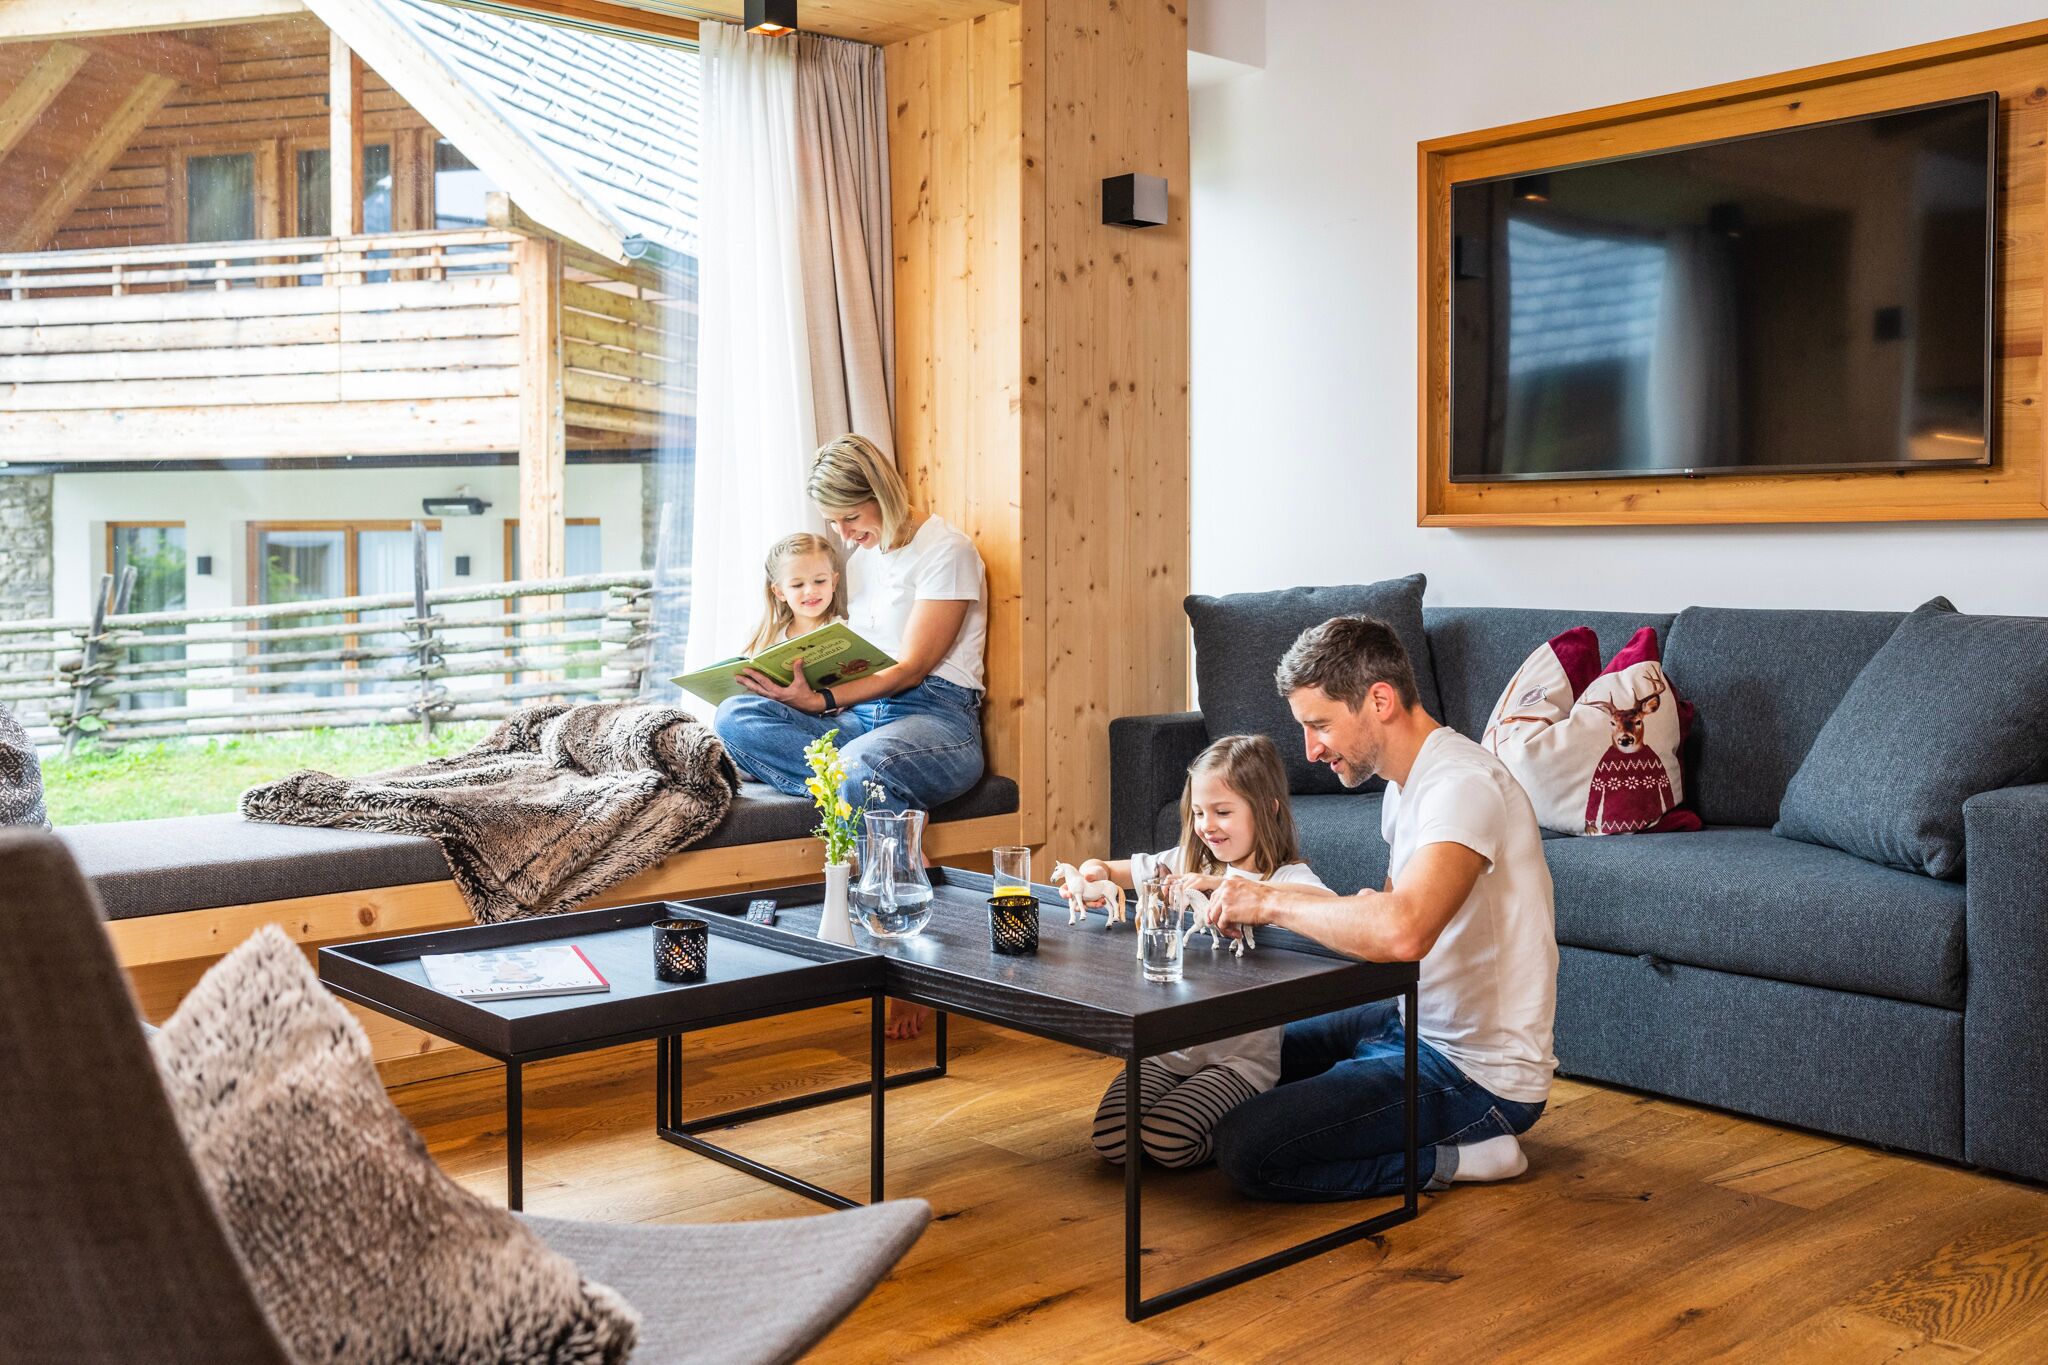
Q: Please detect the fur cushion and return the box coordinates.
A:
[150,926,639,1364]
[0,705,48,829]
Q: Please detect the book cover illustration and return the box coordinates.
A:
[419,945,611,1001]
[669,620,896,707]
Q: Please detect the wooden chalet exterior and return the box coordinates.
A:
[0,0,696,580]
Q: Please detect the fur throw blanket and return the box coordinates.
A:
[240,702,739,923]
[0,706,49,830]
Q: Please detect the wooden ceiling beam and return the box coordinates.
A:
[0,42,90,167]
[77,32,222,88]
[0,0,304,42]
[4,74,179,251]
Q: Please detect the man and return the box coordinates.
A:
[1206,615,1557,1200]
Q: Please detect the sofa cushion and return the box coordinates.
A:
[1776,599,2048,879]
[1546,827,1966,1008]
[1663,605,1904,828]
[1186,576,1439,796]
[152,926,639,1364]
[1424,608,1676,741]
[65,773,1020,920]
[1481,625,1699,836]
[1288,792,1392,895]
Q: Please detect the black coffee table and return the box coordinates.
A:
[321,869,1420,1321]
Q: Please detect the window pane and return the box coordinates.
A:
[257,529,347,697]
[186,153,255,243]
[363,143,394,234]
[358,527,442,695]
[111,526,186,711]
[295,148,329,237]
[434,139,496,228]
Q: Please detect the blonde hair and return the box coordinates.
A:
[807,434,916,551]
[744,532,846,656]
[1176,734,1301,878]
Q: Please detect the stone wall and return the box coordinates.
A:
[0,474,54,711]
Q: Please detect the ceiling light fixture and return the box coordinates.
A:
[744,0,798,35]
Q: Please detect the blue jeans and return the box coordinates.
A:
[713,676,984,815]
[1212,1001,1545,1202]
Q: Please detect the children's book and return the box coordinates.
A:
[419,945,610,1002]
[670,621,896,707]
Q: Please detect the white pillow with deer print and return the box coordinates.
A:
[1481,626,1701,837]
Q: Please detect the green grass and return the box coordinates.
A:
[44,723,491,826]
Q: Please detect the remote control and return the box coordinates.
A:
[745,898,778,925]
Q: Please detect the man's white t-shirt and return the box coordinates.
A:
[1381,727,1559,1104]
[1132,846,1330,1092]
[846,515,988,693]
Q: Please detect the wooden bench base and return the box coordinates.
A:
[113,814,1018,1081]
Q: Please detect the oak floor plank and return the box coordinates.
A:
[391,1014,2048,1362]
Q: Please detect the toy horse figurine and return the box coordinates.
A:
[1053,860,1127,927]
[1173,883,1255,958]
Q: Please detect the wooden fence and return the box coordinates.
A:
[0,551,655,751]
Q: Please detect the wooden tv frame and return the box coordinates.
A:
[1417,19,2048,527]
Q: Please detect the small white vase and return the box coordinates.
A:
[818,861,855,946]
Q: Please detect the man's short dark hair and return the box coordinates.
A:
[1274,615,1420,710]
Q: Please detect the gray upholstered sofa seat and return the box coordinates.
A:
[64,773,1019,921]
[1544,828,1967,1010]
[1110,593,2048,1185]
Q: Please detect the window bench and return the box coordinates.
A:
[68,774,1020,1077]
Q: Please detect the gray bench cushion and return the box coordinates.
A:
[1546,826,1966,1009]
[64,772,1019,921]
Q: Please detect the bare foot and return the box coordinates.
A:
[885,999,931,1040]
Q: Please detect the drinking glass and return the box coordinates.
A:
[1140,924,1183,983]
[992,846,1031,895]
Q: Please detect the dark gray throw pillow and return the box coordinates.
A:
[1775,598,2048,879]
[1185,576,1439,795]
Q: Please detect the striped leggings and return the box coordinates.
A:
[1090,1059,1261,1169]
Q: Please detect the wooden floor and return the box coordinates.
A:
[393,1006,2048,1363]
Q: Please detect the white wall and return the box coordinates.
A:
[1191,0,2048,615]
[50,463,643,620]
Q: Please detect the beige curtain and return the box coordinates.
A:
[795,33,895,454]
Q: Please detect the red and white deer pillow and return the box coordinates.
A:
[1481,626,1701,836]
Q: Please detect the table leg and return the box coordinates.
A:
[655,1034,670,1130]
[1403,981,1420,1214]
[1124,1055,1143,1323]
[871,992,886,1202]
[506,1059,523,1212]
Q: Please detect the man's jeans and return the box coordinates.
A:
[1213,1000,1546,1201]
[713,676,984,815]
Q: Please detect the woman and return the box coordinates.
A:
[716,436,987,1042]
[716,433,987,813]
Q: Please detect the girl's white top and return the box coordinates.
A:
[1144,845,1330,1092]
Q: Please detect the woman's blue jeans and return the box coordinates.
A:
[713,676,985,815]
[1212,1000,1546,1201]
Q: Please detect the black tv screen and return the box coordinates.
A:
[1448,94,1996,482]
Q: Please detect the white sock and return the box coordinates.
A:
[1448,1132,1528,1183]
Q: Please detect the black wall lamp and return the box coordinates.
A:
[745,0,798,35]
[422,489,491,517]
[1102,173,1168,228]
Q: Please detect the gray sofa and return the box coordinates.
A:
[1110,603,2048,1184]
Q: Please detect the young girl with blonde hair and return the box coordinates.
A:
[743,532,847,656]
[1061,733,1330,1168]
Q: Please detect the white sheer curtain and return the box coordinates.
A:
[681,22,820,684]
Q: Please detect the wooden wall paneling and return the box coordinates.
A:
[6,73,179,251]
[0,42,89,164]
[1419,23,2048,525]
[1032,0,1190,859]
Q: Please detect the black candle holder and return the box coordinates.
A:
[653,916,709,982]
[988,893,1039,956]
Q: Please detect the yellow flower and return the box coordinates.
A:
[836,799,852,820]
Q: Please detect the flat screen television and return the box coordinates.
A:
[1448,94,1996,482]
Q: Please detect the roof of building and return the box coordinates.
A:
[382,0,700,256]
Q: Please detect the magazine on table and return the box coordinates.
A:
[669,620,896,707]
[419,945,611,1001]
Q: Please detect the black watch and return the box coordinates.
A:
[818,686,839,715]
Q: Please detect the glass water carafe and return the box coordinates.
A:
[854,809,934,938]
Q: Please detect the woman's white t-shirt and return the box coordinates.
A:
[1136,845,1331,1092]
[1381,726,1559,1104]
[845,515,988,693]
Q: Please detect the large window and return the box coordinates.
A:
[5,8,697,825]
[108,524,187,711]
